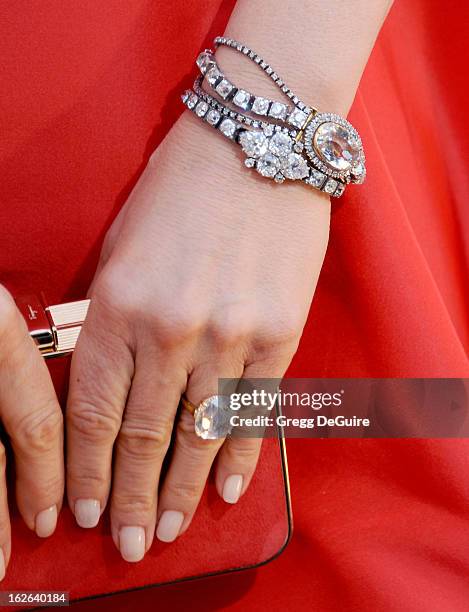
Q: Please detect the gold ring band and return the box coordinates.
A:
[181,396,197,415]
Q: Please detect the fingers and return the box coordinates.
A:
[0,442,11,581]
[214,354,292,505]
[155,359,242,543]
[66,263,301,569]
[109,351,186,562]
[66,295,134,528]
[214,437,262,504]
[0,286,63,537]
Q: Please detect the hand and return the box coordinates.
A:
[0,286,63,579]
[66,111,330,562]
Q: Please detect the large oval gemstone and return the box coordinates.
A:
[194,395,232,439]
[313,122,360,171]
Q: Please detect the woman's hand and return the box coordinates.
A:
[65,111,330,562]
[0,286,63,579]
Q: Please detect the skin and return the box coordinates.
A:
[66,112,331,559]
[0,286,63,579]
[0,0,393,574]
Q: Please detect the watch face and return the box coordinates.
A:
[304,113,366,183]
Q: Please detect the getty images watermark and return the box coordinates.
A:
[219,378,469,438]
[229,388,370,430]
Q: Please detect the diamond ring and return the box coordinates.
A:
[181,395,233,440]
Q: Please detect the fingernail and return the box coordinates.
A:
[222,474,243,504]
[0,549,5,582]
[74,499,100,528]
[119,526,145,562]
[156,510,184,543]
[35,505,57,537]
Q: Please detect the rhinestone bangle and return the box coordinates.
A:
[213,36,309,111]
[182,88,345,197]
[192,76,297,135]
[182,37,367,198]
[196,50,308,127]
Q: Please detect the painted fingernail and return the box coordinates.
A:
[35,505,57,537]
[119,526,145,562]
[0,549,5,582]
[156,510,184,543]
[75,499,100,528]
[222,474,243,504]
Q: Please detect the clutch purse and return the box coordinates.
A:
[1,295,292,606]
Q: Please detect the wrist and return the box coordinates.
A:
[166,109,248,184]
[153,110,329,217]
[221,0,393,116]
[213,43,345,117]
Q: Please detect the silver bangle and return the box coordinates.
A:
[196,50,305,126]
[182,37,366,199]
[192,76,296,136]
[182,88,345,197]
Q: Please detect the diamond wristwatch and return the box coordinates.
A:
[182,37,366,198]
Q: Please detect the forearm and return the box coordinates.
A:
[219,0,393,115]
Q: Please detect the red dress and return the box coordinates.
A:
[0,0,468,609]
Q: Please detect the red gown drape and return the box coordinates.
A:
[0,0,468,609]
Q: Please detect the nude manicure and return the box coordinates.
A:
[75,499,100,528]
[156,510,184,543]
[35,505,58,537]
[119,526,145,562]
[222,474,243,504]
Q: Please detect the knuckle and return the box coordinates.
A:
[208,308,256,351]
[68,469,108,491]
[74,290,136,365]
[164,477,201,503]
[118,420,172,459]
[90,265,147,330]
[93,270,206,350]
[113,492,154,516]
[255,312,303,351]
[68,401,121,442]
[209,321,247,351]
[270,318,302,345]
[225,439,261,462]
[177,408,199,436]
[92,275,139,323]
[40,473,64,495]
[152,308,203,348]
[14,402,62,453]
[28,473,64,499]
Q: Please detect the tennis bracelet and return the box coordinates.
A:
[181,37,366,198]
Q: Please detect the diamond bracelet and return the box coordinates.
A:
[183,88,344,196]
[197,50,307,128]
[211,37,367,186]
[192,76,297,135]
[182,37,366,198]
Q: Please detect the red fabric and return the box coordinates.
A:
[2,433,289,602]
[0,0,468,610]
